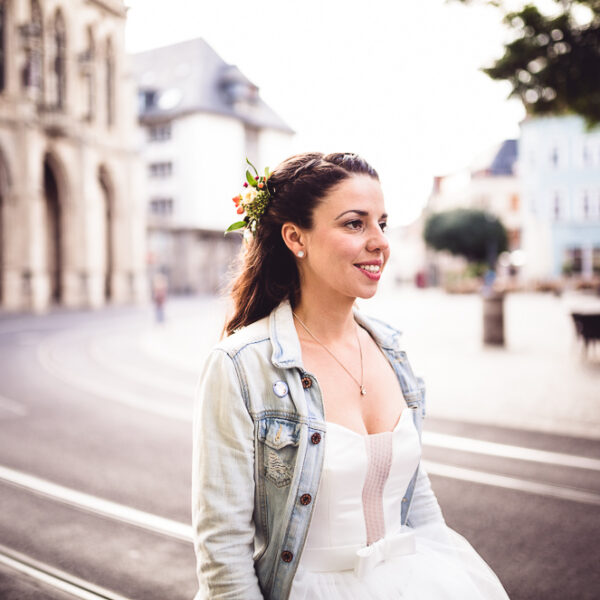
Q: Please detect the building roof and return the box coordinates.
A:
[471,139,518,177]
[131,38,294,134]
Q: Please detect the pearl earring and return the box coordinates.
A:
[297,250,305,258]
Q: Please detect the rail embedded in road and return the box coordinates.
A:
[0,543,133,600]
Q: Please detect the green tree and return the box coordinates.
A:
[455,0,600,126]
[423,208,508,267]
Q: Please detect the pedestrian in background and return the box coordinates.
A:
[151,272,168,323]
[192,152,510,599]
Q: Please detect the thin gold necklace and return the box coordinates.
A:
[292,311,366,396]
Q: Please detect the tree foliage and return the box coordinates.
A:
[454,1,600,126]
[424,208,508,267]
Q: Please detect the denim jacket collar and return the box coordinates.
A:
[269,300,304,370]
[269,299,403,370]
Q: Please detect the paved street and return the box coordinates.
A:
[0,288,598,599]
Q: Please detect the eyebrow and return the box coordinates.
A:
[335,209,388,220]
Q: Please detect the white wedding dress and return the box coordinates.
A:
[289,409,510,599]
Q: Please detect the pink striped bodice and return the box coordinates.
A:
[299,409,420,554]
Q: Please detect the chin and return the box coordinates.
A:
[352,284,380,300]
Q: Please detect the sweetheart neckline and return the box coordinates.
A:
[326,408,412,438]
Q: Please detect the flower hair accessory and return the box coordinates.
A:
[226,159,271,237]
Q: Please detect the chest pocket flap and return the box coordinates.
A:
[259,418,300,449]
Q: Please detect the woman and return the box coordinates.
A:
[192,152,509,599]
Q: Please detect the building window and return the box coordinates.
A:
[82,27,95,121]
[138,89,157,112]
[106,38,115,126]
[148,162,173,178]
[510,194,520,212]
[0,1,5,92]
[593,247,600,275]
[148,123,171,141]
[564,247,583,275]
[579,189,600,220]
[149,198,174,216]
[553,194,560,220]
[47,10,66,110]
[22,0,43,94]
[582,191,590,219]
[582,143,593,167]
[551,191,567,221]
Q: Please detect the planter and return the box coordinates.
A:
[483,291,505,346]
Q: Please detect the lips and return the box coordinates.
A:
[354,261,383,280]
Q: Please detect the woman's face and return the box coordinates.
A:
[298,174,390,301]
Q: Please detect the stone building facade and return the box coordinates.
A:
[0,0,145,312]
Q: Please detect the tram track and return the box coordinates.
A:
[0,474,197,600]
[0,465,192,542]
[0,544,133,600]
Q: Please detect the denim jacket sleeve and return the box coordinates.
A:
[191,348,264,600]
[407,466,445,527]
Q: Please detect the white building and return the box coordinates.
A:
[132,38,294,294]
[519,115,600,281]
[0,0,145,312]
[394,140,521,287]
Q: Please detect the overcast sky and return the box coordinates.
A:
[125,0,526,225]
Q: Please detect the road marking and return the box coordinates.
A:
[423,460,600,505]
[423,431,600,472]
[0,465,192,542]
[0,543,132,600]
[36,339,191,422]
[88,337,193,397]
[0,394,28,417]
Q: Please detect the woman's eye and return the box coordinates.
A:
[345,220,364,231]
[379,221,388,232]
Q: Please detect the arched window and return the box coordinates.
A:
[47,10,66,109]
[105,38,114,126]
[83,27,95,120]
[22,0,43,93]
[0,1,6,92]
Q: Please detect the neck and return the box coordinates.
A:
[293,291,357,344]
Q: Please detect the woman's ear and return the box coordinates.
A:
[281,223,306,258]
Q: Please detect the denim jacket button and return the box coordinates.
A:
[281,550,293,563]
[311,432,321,444]
[301,376,312,389]
[300,493,312,506]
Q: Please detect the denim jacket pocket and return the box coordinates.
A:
[258,418,300,488]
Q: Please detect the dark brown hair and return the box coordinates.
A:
[224,152,379,336]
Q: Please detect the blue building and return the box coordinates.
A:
[519,116,600,280]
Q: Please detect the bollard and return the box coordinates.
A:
[483,291,505,346]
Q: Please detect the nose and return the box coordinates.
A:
[366,224,389,253]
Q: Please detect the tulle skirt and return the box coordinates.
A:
[289,523,510,600]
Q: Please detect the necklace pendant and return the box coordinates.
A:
[360,386,367,396]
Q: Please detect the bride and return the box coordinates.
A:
[191,152,510,599]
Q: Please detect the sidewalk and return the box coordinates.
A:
[144,289,600,440]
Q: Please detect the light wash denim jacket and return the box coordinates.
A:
[192,300,443,600]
